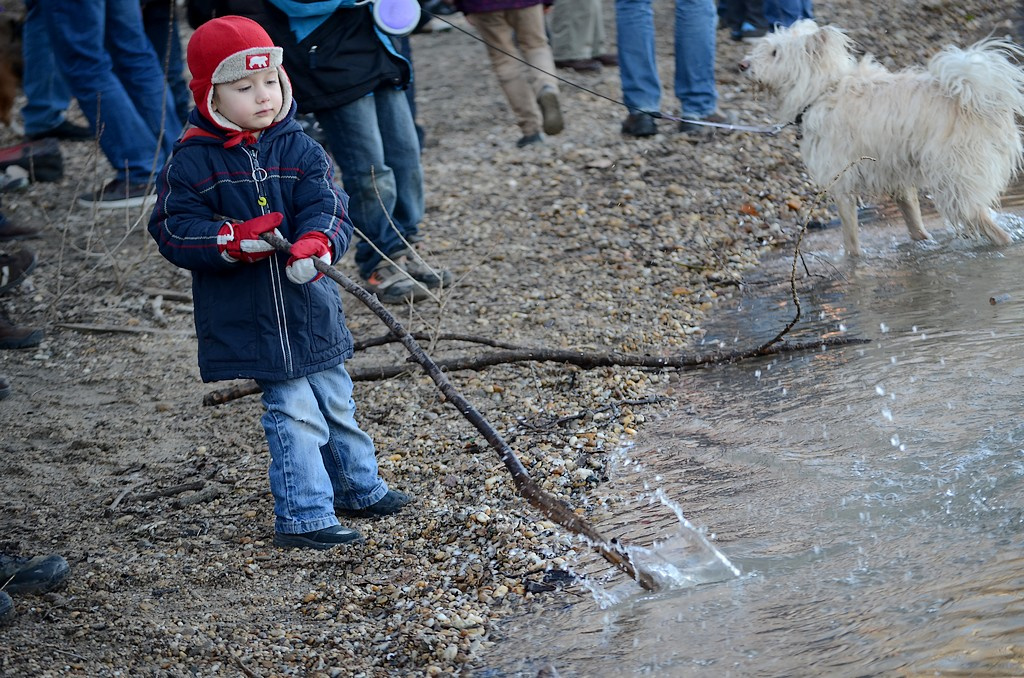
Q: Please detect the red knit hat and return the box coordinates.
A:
[187,16,293,133]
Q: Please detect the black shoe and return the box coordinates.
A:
[516,133,543,148]
[273,525,364,550]
[0,375,10,400]
[0,553,70,595]
[0,249,37,295]
[336,489,412,518]
[0,591,12,626]
[621,113,657,137]
[27,119,93,142]
[78,179,156,210]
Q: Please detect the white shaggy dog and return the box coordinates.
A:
[740,20,1024,256]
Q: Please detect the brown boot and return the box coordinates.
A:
[0,317,42,349]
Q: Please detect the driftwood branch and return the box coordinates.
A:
[261,232,662,591]
[202,335,867,405]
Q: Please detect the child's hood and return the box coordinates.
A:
[186,15,294,135]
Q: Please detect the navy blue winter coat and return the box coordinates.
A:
[148,103,355,383]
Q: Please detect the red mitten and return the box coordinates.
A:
[286,231,333,284]
[218,212,284,263]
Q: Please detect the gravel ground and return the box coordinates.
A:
[0,1,1021,675]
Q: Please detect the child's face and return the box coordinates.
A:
[212,70,283,131]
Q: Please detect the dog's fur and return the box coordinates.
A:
[740,20,1024,255]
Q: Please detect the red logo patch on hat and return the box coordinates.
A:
[246,53,271,70]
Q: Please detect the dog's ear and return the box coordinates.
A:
[808,25,848,56]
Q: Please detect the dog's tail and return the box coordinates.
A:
[928,39,1024,119]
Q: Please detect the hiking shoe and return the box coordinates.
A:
[678,109,737,137]
[27,119,93,142]
[516,133,543,148]
[0,375,10,400]
[0,249,37,295]
[364,261,432,304]
[336,489,411,518]
[596,53,618,67]
[537,86,564,136]
[77,178,156,210]
[0,553,70,595]
[0,318,43,350]
[273,525,364,550]
[395,247,453,288]
[621,112,657,137]
[0,591,12,626]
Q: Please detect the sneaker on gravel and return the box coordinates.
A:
[364,261,431,304]
[336,489,411,518]
[78,178,156,210]
[0,318,43,350]
[273,525,364,550]
[621,112,657,137]
[395,247,452,288]
[536,86,564,136]
[678,109,737,137]
[0,553,70,595]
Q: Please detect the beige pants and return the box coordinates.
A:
[548,0,606,62]
[467,6,558,136]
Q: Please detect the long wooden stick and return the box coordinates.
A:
[262,232,660,591]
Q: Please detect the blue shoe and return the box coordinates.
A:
[336,489,412,518]
[273,525,364,550]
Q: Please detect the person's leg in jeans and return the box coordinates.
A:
[308,363,389,512]
[615,0,660,115]
[374,88,423,244]
[257,375,347,535]
[315,91,424,279]
[21,0,73,137]
[141,0,192,124]
[673,0,718,118]
[104,0,180,162]
[396,36,424,149]
[39,0,175,185]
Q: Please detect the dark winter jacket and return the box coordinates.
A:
[148,102,355,383]
[192,0,410,112]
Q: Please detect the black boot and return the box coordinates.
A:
[0,553,71,595]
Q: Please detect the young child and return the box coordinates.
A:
[148,16,409,550]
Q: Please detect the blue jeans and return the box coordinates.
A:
[257,363,388,534]
[315,87,424,279]
[36,0,181,185]
[764,0,813,27]
[615,0,718,118]
[21,1,73,136]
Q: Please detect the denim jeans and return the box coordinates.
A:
[36,0,181,185]
[257,363,389,534]
[615,0,718,118]
[764,0,813,28]
[141,0,192,125]
[315,88,424,279]
[21,1,72,136]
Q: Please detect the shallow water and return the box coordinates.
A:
[483,211,1024,677]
